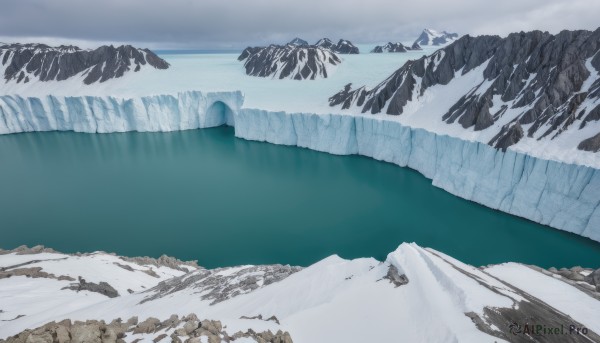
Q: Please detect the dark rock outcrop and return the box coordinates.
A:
[141,264,301,305]
[238,44,341,80]
[330,28,600,152]
[62,276,119,298]
[382,265,409,287]
[0,43,169,85]
[372,43,407,53]
[489,122,524,151]
[578,132,600,152]
[0,267,74,281]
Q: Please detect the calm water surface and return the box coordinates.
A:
[1,127,600,268]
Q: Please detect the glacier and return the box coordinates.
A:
[235,109,600,242]
[0,91,241,134]
[0,91,599,242]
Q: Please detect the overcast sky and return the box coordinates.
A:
[1,0,599,49]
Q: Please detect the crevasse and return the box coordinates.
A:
[1,91,599,242]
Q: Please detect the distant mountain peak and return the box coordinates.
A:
[371,42,421,53]
[0,43,169,85]
[288,38,309,46]
[238,44,341,80]
[315,38,359,54]
[414,29,459,46]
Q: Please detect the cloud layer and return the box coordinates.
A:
[1,0,599,49]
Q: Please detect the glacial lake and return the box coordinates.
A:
[1,127,600,269]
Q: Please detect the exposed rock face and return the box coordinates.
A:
[586,268,600,291]
[141,264,302,305]
[372,42,407,53]
[0,267,74,282]
[62,276,119,298]
[119,254,198,273]
[382,265,409,287]
[0,43,169,85]
[371,42,421,53]
[315,38,359,54]
[1,315,294,343]
[413,28,459,46]
[578,132,600,152]
[238,44,341,80]
[489,121,524,151]
[330,28,600,152]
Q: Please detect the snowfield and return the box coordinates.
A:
[1,244,598,343]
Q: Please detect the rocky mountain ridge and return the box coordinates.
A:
[329,28,600,151]
[238,44,341,80]
[314,38,359,54]
[0,43,169,85]
[371,42,422,53]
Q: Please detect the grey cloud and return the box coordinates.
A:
[0,0,598,49]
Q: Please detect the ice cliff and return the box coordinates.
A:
[0,91,599,242]
[235,109,600,242]
[0,91,242,134]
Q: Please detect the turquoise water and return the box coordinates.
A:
[1,127,599,269]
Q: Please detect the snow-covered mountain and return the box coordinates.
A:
[413,29,459,46]
[1,244,599,342]
[0,43,169,85]
[371,42,422,53]
[330,29,600,153]
[238,44,341,80]
[288,38,309,46]
[315,38,359,54]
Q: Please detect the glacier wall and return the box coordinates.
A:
[0,91,242,134]
[235,109,600,242]
[0,92,599,242]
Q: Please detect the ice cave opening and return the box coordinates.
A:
[206,101,235,127]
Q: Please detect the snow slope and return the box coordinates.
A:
[1,244,598,342]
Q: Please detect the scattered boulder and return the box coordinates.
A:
[132,317,161,334]
[71,322,102,343]
[2,315,293,343]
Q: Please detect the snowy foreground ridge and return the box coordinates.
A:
[1,91,600,242]
[1,244,599,343]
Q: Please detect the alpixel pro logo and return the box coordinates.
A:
[509,322,589,336]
